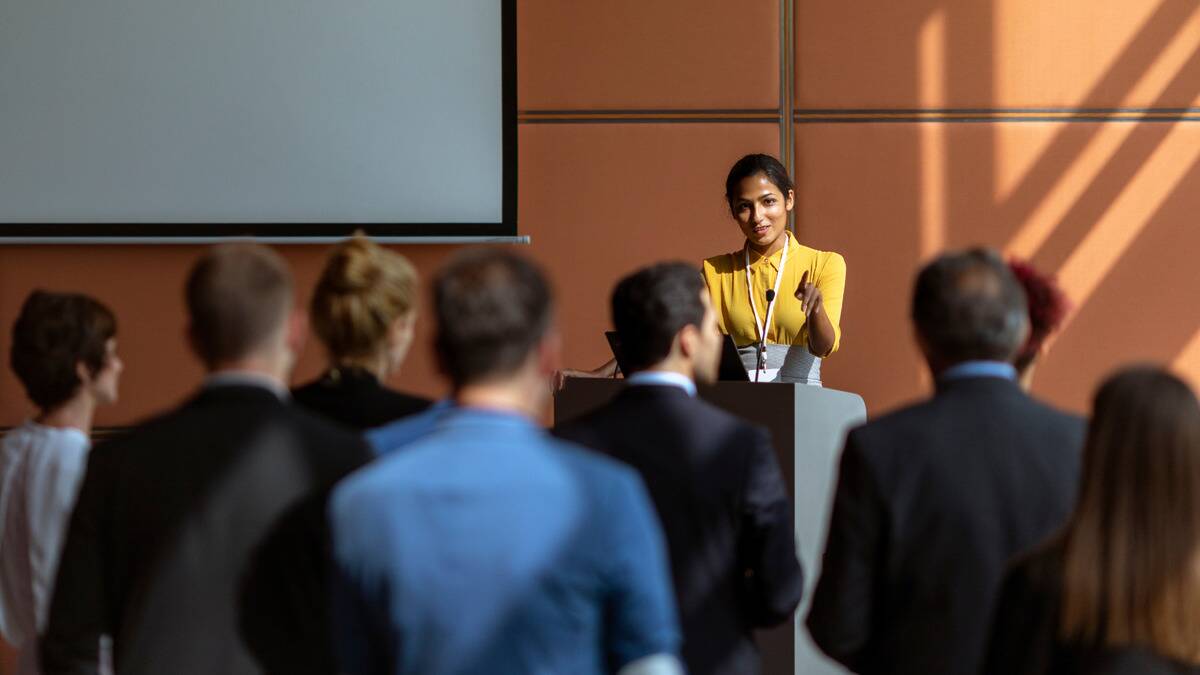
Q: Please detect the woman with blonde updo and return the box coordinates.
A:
[292,233,431,429]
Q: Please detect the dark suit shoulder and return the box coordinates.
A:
[292,370,431,430]
[559,384,759,434]
[281,402,374,470]
[848,379,1082,460]
[106,386,370,474]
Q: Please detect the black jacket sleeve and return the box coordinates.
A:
[982,560,1057,675]
[805,430,882,672]
[41,445,115,675]
[739,426,804,627]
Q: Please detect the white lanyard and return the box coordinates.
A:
[744,233,788,363]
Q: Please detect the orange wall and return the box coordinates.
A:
[2,1,1198,423]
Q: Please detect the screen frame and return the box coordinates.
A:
[0,0,517,241]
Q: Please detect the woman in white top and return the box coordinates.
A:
[0,291,122,675]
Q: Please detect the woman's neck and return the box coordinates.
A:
[747,231,789,259]
[332,352,389,381]
[36,395,96,436]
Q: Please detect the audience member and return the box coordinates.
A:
[329,248,682,675]
[984,367,1200,674]
[293,233,430,428]
[1,292,121,675]
[1008,258,1070,391]
[555,262,803,675]
[806,248,1084,675]
[40,244,371,675]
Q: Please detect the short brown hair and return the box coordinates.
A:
[1060,367,1200,660]
[911,248,1029,364]
[433,248,552,388]
[10,290,116,411]
[310,234,417,361]
[185,243,293,367]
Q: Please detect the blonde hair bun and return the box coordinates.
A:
[311,232,418,360]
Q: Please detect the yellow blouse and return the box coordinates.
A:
[702,235,846,356]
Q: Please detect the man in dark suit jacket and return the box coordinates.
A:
[556,262,804,675]
[805,248,1084,675]
[41,244,372,675]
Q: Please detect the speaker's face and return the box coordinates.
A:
[729,173,794,253]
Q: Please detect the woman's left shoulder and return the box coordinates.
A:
[796,244,846,271]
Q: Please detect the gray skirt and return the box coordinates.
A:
[737,343,823,386]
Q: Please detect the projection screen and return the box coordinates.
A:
[0,0,515,239]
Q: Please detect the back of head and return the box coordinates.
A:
[911,248,1028,366]
[10,290,116,411]
[1008,258,1070,374]
[433,248,553,388]
[1061,367,1200,660]
[311,233,417,361]
[185,243,293,368]
[611,262,706,372]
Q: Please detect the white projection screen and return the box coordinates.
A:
[0,0,515,239]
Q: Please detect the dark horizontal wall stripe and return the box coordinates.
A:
[795,108,1200,123]
[522,117,781,124]
[520,109,781,124]
[522,108,781,116]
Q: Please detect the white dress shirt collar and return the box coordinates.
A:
[203,370,290,400]
[625,370,698,397]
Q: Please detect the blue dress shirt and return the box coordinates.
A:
[366,398,454,456]
[330,407,681,675]
[624,371,697,397]
[939,360,1018,382]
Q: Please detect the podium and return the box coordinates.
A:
[555,379,867,675]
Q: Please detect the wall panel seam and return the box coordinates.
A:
[793,108,1200,122]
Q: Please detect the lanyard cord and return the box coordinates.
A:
[744,232,788,352]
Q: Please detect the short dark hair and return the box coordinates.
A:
[433,248,553,387]
[185,243,293,367]
[10,290,117,411]
[911,248,1029,364]
[725,153,794,211]
[611,262,707,372]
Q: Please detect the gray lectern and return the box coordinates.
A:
[555,379,867,675]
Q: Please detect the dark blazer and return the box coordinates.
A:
[292,367,431,430]
[555,384,804,675]
[806,375,1084,675]
[985,543,1200,675]
[40,384,372,675]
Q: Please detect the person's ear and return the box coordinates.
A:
[785,188,795,212]
[285,309,308,357]
[677,325,698,360]
[75,360,95,386]
[537,328,563,377]
[388,312,417,347]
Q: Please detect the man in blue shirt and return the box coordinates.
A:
[329,248,682,675]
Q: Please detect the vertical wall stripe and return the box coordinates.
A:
[781,0,797,232]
